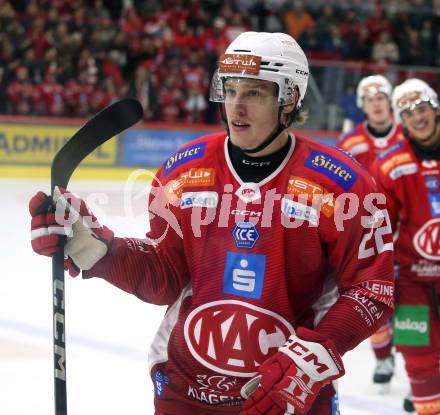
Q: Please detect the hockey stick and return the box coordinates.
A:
[50,98,143,415]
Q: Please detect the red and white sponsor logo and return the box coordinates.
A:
[165,168,215,204]
[286,176,335,218]
[360,280,394,306]
[413,219,440,260]
[184,300,294,377]
[235,183,261,203]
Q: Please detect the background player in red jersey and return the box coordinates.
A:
[372,78,440,415]
[337,74,404,171]
[338,74,404,394]
[29,32,394,415]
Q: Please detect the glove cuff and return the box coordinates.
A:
[279,328,344,382]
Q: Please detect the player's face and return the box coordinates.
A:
[401,102,440,147]
[224,78,282,153]
[362,93,391,125]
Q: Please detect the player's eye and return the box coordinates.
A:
[224,88,236,97]
[246,89,260,97]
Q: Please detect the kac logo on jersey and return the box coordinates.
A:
[428,193,440,217]
[413,218,440,260]
[223,252,266,299]
[425,176,439,192]
[164,142,207,176]
[184,300,294,376]
[232,221,260,249]
[304,150,358,190]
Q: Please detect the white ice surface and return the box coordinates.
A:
[0,179,411,414]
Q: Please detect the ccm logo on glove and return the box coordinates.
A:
[240,327,344,415]
[280,337,342,381]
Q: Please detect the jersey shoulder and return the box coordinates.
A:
[158,131,226,181]
[337,123,369,155]
[294,135,374,195]
[373,139,417,181]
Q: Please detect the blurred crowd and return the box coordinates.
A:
[0,0,439,123]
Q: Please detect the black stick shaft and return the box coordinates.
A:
[49,98,143,415]
[53,253,67,414]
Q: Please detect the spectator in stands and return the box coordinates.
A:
[371,31,400,64]
[284,1,315,41]
[366,4,394,44]
[314,5,338,44]
[345,26,371,61]
[298,25,321,54]
[6,66,34,115]
[33,65,65,116]
[91,76,120,112]
[223,12,250,42]
[321,25,349,103]
[26,18,52,60]
[0,0,439,125]
[157,74,184,123]
[127,64,158,121]
[339,9,363,46]
[184,85,207,123]
[399,28,431,66]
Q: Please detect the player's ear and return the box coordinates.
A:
[282,86,300,114]
[282,103,295,114]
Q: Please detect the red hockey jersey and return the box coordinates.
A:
[337,121,404,170]
[86,133,394,414]
[372,139,440,283]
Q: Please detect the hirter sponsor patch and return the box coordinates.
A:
[164,142,207,176]
[304,151,358,190]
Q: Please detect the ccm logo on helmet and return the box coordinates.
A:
[295,69,309,76]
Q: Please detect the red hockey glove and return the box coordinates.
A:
[240,327,345,415]
[30,186,114,277]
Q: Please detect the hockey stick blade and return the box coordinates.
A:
[50,98,143,415]
[51,98,144,190]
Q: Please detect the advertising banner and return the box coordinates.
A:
[0,123,117,165]
[120,128,216,167]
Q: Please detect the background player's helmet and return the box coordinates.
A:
[209,31,309,109]
[392,78,439,120]
[356,74,392,108]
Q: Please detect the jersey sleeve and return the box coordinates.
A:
[83,170,190,306]
[314,175,395,355]
[336,130,370,170]
[370,158,401,231]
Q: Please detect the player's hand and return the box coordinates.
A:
[30,186,114,276]
[240,327,344,415]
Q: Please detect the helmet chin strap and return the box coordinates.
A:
[221,105,290,155]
